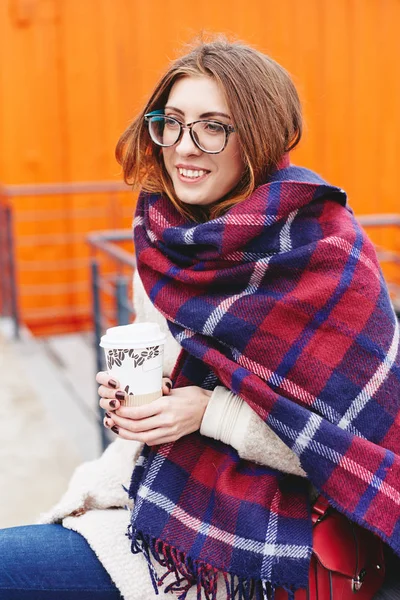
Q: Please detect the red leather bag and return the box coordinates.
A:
[275,497,386,600]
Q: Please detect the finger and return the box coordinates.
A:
[111,412,164,433]
[114,397,165,420]
[96,371,119,389]
[115,426,175,445]
[104,417,119,435]
[162,378,173,395]
[99,397,121,411]
[104,411,115,425]
[97,385,119,400]
[103,416,114,429]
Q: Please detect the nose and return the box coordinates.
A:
[175,127,202,156]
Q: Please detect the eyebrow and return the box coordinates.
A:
[164,106,231,120]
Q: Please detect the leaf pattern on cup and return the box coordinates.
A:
[107,346,160,370]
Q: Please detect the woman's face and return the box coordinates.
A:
[162,75,245,207]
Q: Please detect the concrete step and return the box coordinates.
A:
[1,318,103,462]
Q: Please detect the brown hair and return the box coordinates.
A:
[115,35,302,222]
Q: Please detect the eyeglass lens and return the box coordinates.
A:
[148,116,226,153]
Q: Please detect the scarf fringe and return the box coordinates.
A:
[127,527,303,600]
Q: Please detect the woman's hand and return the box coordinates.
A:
[96,371,211,445]
[96,371,173,412]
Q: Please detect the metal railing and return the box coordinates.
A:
[0,180,131,337]
[358,214,400,317]
[0,194,20,338]
[1,187,399,448]
[87,230,136,449]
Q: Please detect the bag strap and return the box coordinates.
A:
[311,495,331,525]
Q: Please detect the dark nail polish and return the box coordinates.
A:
[105,412,112,418]
[109,400,117,408]
[115,391,125,401]
[108,379,118,389]
[111,426,119,434]
[165,381,172,390]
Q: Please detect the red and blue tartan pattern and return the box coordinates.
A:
[129,165,400,598]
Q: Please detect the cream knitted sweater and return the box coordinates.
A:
[40,271,304,600]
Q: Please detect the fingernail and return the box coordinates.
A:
[115,391,125,401]
[70,507,86,517]
[109,400,117,408]
[105,412,112,418]
[165,381,172,390]
[111,426,119,434]
[108,379,118,389]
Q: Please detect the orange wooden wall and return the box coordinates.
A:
[0,0,399,334]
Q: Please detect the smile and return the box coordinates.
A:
[177,167,210,182]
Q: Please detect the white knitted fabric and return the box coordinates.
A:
[62,508,230,600]
[201,387,305,476]
[39,437,139,524]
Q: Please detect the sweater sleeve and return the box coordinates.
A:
[38,438,143,524]
[200,386,306,477]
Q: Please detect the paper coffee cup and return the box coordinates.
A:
[100,322,166,407]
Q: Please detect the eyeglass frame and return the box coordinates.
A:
[144,111,236,154]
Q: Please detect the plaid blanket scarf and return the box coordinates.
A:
[129,164,400,599]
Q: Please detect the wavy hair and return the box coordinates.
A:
[116,36,302,221]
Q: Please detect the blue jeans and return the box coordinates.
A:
[0,525,122,599]
[1,524,398,600]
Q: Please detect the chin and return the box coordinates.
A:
[173,185,210,207]
[179,194,209,206]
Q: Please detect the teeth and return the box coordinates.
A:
[178,168,207,179]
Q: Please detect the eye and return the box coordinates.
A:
[203,121,223,134]
[164,116,181,129]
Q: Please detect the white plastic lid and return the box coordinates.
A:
[100,322,166,349]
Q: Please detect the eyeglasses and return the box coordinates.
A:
[144,112,236,154]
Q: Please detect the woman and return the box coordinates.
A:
[1,38,399,600]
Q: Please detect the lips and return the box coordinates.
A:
[178,167,208,178]
[176,165,211,183]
